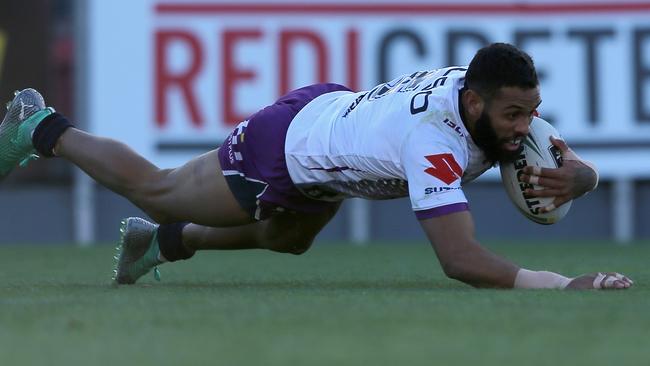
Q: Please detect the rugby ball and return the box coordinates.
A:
[499,117,572,225]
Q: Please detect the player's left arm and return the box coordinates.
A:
[518,136,598,213]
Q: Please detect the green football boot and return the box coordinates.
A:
[113,217,163,284]
[0,88,54,179]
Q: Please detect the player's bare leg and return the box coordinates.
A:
[0,89,250,227]
[181,203,341,254]
[54,128,251,227]
[113,201,339,284]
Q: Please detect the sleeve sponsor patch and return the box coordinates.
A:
[423,153,463,184]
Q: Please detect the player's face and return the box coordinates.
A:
[474,86,541,163]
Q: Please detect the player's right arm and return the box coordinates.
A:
[419,211,633,289]
[419,210,519,288]
[401,98,631,290]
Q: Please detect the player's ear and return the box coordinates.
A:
[462,89,485,118]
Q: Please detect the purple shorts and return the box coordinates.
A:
[218,83,352,220]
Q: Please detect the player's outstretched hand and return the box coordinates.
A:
[566,272,633,290]
[518,136,597,213]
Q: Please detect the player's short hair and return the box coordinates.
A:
[465,43,538,100]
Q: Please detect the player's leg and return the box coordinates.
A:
[0,89,251,227]
[54,128,251,226]
[181,202,341,254]
[114,204,340,284]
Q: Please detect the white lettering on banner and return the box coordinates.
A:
[89,0,650,174]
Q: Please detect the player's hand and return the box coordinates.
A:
[565,272,633,290]
[518,137,597,213]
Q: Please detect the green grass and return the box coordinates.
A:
[1,242,649,366]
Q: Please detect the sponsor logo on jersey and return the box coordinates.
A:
[442,118,465,137]
[423,153,463,184]
[342,92,368,118]
[424,186,462,195]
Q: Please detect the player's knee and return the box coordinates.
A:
[286,239,313,255]
[264,236,314,255]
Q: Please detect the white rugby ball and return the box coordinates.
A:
[499,117,572,225]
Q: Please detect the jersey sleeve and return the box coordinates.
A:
[401,123,469,220]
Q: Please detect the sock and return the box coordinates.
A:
[32,112,74,157]
[157,222,194,262]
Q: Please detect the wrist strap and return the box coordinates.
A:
[514,269,572,289]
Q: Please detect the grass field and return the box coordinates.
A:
[1,241,649,366]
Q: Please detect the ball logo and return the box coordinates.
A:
[424,153,463,185]
[548,145,563,168]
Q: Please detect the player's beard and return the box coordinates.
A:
[472,111,522,165]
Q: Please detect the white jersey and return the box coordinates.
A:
[284,67,492,217]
